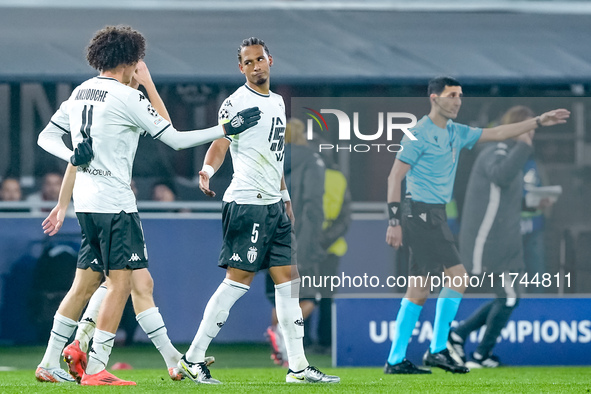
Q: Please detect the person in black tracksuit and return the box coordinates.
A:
[266,118,326,364]
[448,106,536,368]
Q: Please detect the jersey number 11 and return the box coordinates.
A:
[80,104,94,138]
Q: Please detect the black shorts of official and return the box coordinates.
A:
[76,211,149,275]
[219,201,296,272]
[402,200,462,277]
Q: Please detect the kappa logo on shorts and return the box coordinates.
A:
[90,258,98,265]
[247,246,258,263]
[128,253,141,262]
[419,213,427,222]
[294,318,305,327]
[229,253,242,262]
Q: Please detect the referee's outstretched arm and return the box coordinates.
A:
[479,108,569,142]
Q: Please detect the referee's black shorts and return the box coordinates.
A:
[402,199,462,277]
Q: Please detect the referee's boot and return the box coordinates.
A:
[384,359,431,374]
[423,348,470,374]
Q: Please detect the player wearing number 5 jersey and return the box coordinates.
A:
[218,83,286,205]
[177,37,339,385]
[35,25,259,386]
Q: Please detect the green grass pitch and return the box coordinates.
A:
[0,344,589,393]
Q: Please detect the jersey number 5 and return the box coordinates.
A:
[80,105,94,138]
[268,117,285,162]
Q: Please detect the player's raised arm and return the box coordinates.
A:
[386,158,410,249]
[132,60,172,123]
[479,108,569,143]
[151,107,260,151]
[125,62,260,151]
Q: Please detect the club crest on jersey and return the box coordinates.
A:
[231,115,244,128]
[146,104,158,117]
[247,246,258,263]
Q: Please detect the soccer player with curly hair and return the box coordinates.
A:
[35,25,259,386]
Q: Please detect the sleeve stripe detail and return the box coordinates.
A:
[50,121,70,133]
[224,136,232,142]
[153,124,171,139]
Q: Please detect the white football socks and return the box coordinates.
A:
[185,278,249,363]
[275,279,309,372]
[39,313,77,369]
[136,307,181,368]
[76,285,107,353]
[85,329,115,375]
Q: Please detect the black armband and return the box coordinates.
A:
[387,202,401,220]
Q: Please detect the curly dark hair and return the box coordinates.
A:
[237,37,270,62]
[86,25,146,71]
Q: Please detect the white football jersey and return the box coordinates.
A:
[219,84,286,205]
[49,76,171,213]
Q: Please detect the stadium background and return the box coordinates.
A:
[0,0,590,371]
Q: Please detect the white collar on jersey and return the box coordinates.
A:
[96,76,118,82]
[244,83,270,97]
